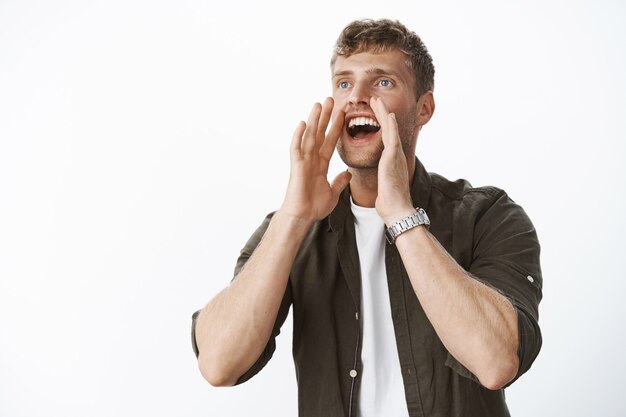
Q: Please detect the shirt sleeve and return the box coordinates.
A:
[466,188,543,386]
[190,212,293,384]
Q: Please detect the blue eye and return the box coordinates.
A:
[380,79,392,87]
[339,81,350,89]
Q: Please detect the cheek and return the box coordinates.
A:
[331,93,349,111]
[332,88,344,99]
[373,93,400,110]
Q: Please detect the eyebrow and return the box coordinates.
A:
[332,68,401,78]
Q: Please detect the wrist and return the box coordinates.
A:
[381,206,417,227]
[273,209,317,233]
[384,207,430,244]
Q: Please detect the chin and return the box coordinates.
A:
[337,143,383,170]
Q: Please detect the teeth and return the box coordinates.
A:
[348,117,380,128]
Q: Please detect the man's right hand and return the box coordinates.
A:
[195,98,351,387]
[280,97,352,223]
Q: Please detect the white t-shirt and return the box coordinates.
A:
[351,199,409,417]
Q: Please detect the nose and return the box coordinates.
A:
[348,81,370,107]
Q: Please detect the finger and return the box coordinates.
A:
[370,98,393,142]
[302,102,322,155]
[290,121,306,161]
[370,97,390,147]
[316,97,334,146]
[372,97,403,154]
[330,170,352,197]
[385,113,401,151]
[380,113,405,168]
[319,109,345,160]
[370,96,389,127]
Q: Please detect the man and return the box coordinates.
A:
[192,19,542,417]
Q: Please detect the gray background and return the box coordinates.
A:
[1,0,624,416]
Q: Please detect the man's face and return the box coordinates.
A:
[331,49,419,170]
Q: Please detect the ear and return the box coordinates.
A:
[416,91,435,127]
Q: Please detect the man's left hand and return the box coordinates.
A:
[370,97,415,225]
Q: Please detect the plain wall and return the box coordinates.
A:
[1,0,625,416]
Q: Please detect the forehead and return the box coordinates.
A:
[332,49,413,81]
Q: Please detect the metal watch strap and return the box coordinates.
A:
[385,208,430,244]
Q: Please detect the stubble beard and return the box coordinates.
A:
[336,139,385,170]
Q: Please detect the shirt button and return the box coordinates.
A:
[349,370,358,378]
[527,275,534,283]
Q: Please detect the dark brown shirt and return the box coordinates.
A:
[192,158,543,417]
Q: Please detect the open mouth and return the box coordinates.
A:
[347,117,381,139]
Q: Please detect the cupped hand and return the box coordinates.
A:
[279,97,352,223]
[370,97,415,225]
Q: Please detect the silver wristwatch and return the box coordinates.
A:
[385,208,430,244]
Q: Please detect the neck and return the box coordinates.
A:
[348,168,379,208]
